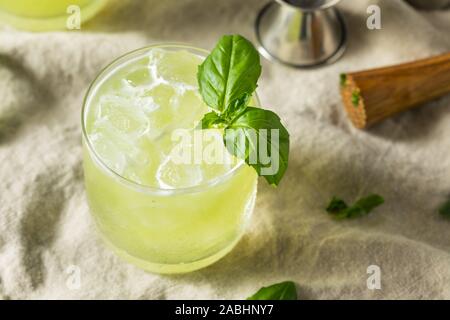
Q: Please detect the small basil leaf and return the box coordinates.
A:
[247,281,297,300]
[326,194,384,219]
[354,194,384,214]
[351,89,361,107]
[439,199,450,217]
[198,111,227,129]
[197,35,261,113]
[326,197,348,214]
[340,73,347,87]
[223,107,289,186]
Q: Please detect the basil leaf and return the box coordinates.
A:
[439,199,450,217]
[326,197,348,214]
[197,35,261,113]
[351,89,361,107]
[223,107,289,186]
[198,111,227,129]
[326,194,384,219]
[247,281,297,300]
[354,194,384,213]
[340,73,347,87]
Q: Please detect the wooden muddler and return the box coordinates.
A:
[340,52,450,129]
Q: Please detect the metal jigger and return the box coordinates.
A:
[255,0,347,68]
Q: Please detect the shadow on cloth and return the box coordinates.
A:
[0,55,54,144]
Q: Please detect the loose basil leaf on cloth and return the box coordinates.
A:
[197,35,261,113]
[326,194,384,219]
[439,200,450,217]
[247,281,297,300]
[355,194,384,213]
[326,196,348,214]
[223,107,290,186]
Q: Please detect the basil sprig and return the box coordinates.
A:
[197,35,290,186]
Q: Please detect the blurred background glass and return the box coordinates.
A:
[0,0,108,31]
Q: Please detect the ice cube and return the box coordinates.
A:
[170,89,208,129]
[98,94,150,137]
[90,131,127,175]
[124,67,152,88]
[143,84,176,108]
[154,50,203,87]
[156,155,203,189]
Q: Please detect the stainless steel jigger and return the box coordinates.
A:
[255,0,347,68]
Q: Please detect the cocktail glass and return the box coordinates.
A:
[82,44,259,274]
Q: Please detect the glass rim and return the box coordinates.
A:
[81,43,260,195]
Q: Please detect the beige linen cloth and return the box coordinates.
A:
[0,0,450,300]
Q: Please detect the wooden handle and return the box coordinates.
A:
[340,52,450,129]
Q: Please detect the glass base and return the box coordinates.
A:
[101,234,243,274]
[93,189,257,274]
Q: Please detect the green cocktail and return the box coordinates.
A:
[82,45,258,273]
[0,0,107,31]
